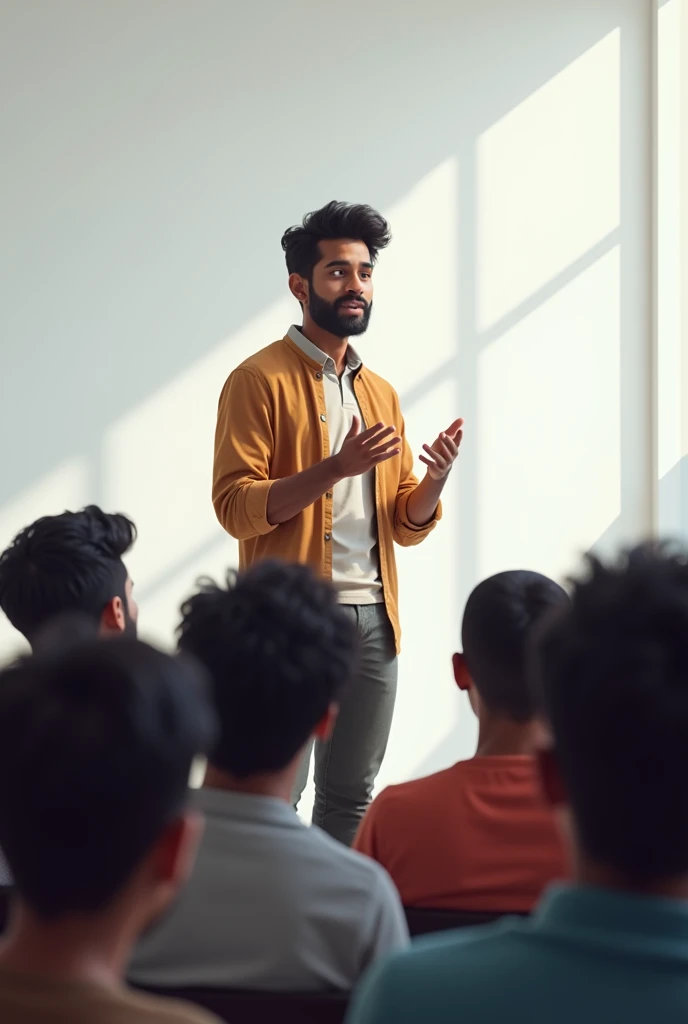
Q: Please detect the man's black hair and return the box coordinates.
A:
[462,570,568,722]
[0,637,215,918]
[178,560,358,778]
[281,200,392,278]
[535,543,688,882]
[0,505,136,642]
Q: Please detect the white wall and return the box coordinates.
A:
[0,0,656,792]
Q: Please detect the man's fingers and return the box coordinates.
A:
[445,417,465,440]
[371,447,401,465]
[368,437,401,459]
[437,433,458,458]
[361,424,398,447]
[422,443,448,468]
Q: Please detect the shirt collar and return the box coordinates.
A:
[288,324,362,373]
[195,785,305,830]
[534,883,688,958]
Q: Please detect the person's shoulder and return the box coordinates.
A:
[225,338,296,385]
[374,764,464,813]
[309,824,400,894]
[370,916,527,985]
[117,986,221,1024]
[359,364,397,397]
[348,920,531,1023]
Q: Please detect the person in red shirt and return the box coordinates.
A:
[354,570,570,912]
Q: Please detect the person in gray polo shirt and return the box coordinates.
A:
[129,560,409,992]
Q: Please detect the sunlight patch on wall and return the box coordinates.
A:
[0,457,87,661]
[374,157,458,394]
[103,297,293,647]
[477,29,620,332]
[477,247,620,582]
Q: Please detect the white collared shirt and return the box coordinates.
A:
[129,788,409,991]
[288,325,382,605]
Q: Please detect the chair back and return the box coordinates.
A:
[139,985,349,1024]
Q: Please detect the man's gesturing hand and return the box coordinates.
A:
[331,418,401,479]
[418,418,464,481]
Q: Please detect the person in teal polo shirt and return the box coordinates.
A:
[347,543,688,1024]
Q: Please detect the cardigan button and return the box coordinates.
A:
[324,533,331,542]
[320,414,327,422]
[315,372,323,380]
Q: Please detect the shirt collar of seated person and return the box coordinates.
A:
[177,560,358,804]
[452,570,569,758]
[0,636,214,989]
[0,504,139,650]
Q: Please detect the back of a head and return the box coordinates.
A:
[281,200,392,278]
[178,560,358,778]
[535,543,688,883]
[0,638,214,919]
[461,570,568,722]
[0,505,136,643]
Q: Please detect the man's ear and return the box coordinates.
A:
[100,596,126,635]
[313,702,339,742]
[537,746,568,807]
[150,810,204,890]
[452,652,472,692]
[288,272,309,306]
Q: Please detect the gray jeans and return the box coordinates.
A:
[292,603,398,847]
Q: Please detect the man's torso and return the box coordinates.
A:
[287,326,382,605]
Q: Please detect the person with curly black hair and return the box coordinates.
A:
[130,560,408,992]
[0,505,138,647]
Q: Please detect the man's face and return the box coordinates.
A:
[306,238,374,338]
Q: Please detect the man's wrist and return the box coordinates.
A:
[322,455,343,491]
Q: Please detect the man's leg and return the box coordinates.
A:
[312,604,398,846]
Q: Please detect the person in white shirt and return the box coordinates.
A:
[130,560,409,992]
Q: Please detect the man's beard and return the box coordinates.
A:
[308,286,372,338]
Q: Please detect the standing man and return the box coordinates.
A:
[212,201,463,846]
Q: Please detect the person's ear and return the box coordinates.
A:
[100,596,126,635]
[313,702,339,742]
[150,811,204,890]
[289,272,309,306]
[537,746,568,808]
[452,652,472,692]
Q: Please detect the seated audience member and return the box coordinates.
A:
[0,636,218,1024]
[0,508,137,887]
[347,544,688,1024]
[354,570,569,912]
[130,561,409,992]
[0,505,138,648]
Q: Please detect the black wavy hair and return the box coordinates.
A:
[534,542,688,882]
[281,200,392,278]
[0,505,136,643]
[462,570,568,722]
[178,560,358,778]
